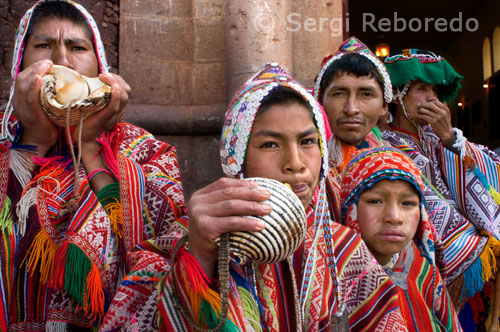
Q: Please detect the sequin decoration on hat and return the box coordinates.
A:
[313,36,393,104]
[220,63,329,180]
[384,49,463,103]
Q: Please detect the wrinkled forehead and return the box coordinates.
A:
[11,0,109,79]
[27,15,94,43]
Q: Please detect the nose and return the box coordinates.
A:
[344,95,360,115]
[284,144,305,173]
[51,39,72,68]
[383,202,404,225]
[426,86,438,101]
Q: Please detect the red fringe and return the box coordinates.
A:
[96,132,120,179]
[51,241,69,289]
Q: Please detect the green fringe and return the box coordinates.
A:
[200,300,240,332]
[96,182,120,207]
[371,126,383,143]
[238,286,262,331]
[0,197,13,234]
[64,243,92,305]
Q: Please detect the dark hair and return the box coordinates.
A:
[24,1,94,46]
[258,86,312,115]
[318,53,384,102]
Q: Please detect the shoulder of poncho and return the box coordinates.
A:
[330,221,361,247]
[113,121,164,150]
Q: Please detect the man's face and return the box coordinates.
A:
[244,102,322,209]
[397,81,439,126]
[321,73,384,146]
[22,18,98,77]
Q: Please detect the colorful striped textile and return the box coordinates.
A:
[0,120,187,331]
[382,126,500,327]
[147,63,409,331]
[340,147,462,332]
[1,0,188,330]
[157,211,407,332]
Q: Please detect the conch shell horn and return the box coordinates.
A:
[40,65,111,127]
[217,177,307,265]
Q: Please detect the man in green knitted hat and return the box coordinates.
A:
[383,49,500,331]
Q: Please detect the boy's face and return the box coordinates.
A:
[244,102,322,209]
[357,179,420,265]
[321,73,384,147]
[22,18,98,77]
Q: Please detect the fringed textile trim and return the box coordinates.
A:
[469,165,500,206]
[462,234,500,301]
[45,320,67,332]
[0,196,13,234]
[25,228,58,284]
[231,269,264,332]
[96,132,119,179]
[169,241,239,331]
[97,182,122,239]
[52,242,105,323]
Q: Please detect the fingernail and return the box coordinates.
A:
[255,220,266,230]
[248,181,259,187]
[260,189,270,196]
[261,204,272,212]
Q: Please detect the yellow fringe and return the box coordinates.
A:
[105,200,123,239]
[480,231,500,282]
[184,273,222,324]
[25,230,58,284]
[238,286,262,332]
[488,186,500,206]
[83,265,105,319]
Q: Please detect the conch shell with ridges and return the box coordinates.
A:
[221,177,307,265]
[40,65,111,127]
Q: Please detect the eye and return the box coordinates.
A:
[35,43,50,49]
[330,90,344,98]
[301,137,317,146]
[360,195,382,205]
[259,141,278,149]
[361,91,374,98]
[402,200,419,207]
[71,45,89,51]
[366,199,382,204]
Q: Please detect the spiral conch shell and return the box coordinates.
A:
[40,65,111,126]
[223,177,307,265]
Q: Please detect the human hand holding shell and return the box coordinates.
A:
[218,177,307,265]
[40,65,111,127]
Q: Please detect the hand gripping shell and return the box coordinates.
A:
[40,65,111,126]
[226,177,307,264]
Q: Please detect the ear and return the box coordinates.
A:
[377,103,391,130]
[380,102,389,116]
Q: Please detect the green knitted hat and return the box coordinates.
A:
[384,49,463,103]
